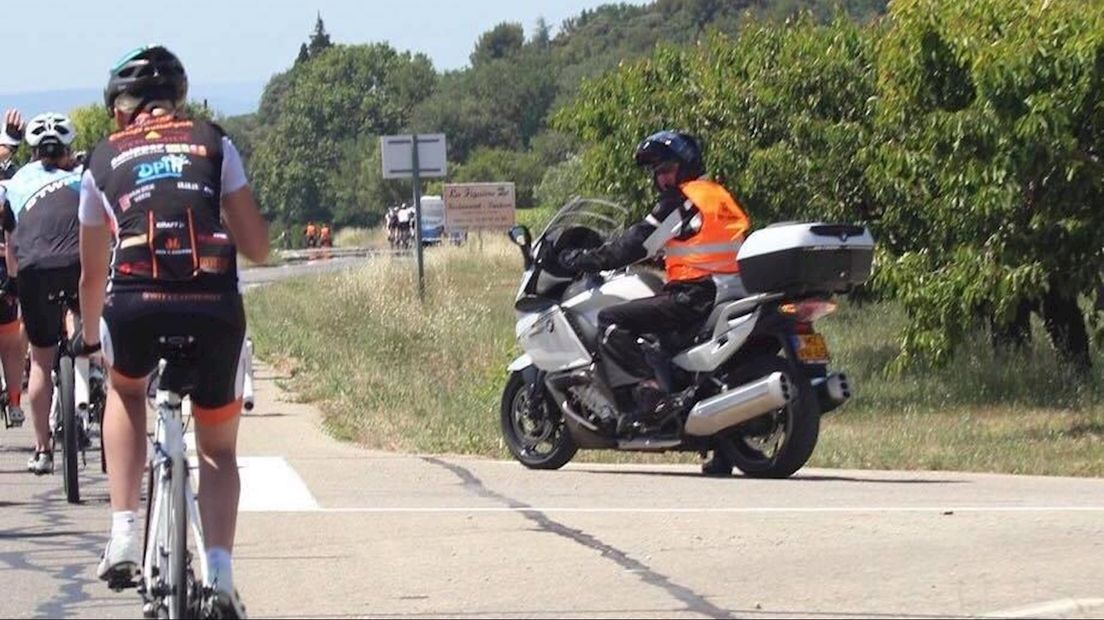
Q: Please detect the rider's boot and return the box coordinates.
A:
[618,383,667,437]
[701,440,735,477]
[98,511,141,589]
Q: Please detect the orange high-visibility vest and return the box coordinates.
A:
[664,179,750,282]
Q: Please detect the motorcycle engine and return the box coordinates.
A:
[569,385,617,423]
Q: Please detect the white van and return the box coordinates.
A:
[419,195,446,245]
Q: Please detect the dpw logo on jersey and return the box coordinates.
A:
[136,155,191,185]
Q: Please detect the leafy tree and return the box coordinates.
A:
[308,13,334,58]
[69,105,116,154]
[534,156,583,209]
[250,44,436,224]
[870,0,1104,370]
[452,148,544,208]
[557,16,878,225]
[470,22,525,66]
[296,43,311,66]
[532,17,552,50]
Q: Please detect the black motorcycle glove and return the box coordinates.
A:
[70,332,102,357]
[561,248,608,275]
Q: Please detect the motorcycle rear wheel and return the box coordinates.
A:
[722,356,820,479]
[500,372,577,470]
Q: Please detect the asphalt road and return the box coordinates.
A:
[1,364,1102,619]
[240,253,382,288]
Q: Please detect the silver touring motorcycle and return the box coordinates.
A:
[502,199,875,478]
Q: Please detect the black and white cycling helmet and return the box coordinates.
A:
[25,113,76,148]
[104,45,188,113]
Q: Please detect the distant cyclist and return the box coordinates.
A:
[0,111,82,474]
[304,221,318,248]
[76,45,268,618]
[385,205,399,247]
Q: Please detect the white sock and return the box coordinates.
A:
[111,511,138,538]
[206,547,234,592]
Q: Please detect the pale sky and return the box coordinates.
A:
[0,0,647,95]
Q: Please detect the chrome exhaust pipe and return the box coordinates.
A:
[815,372,851,415]
[684,372,791,437]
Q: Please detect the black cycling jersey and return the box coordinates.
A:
[1,162,82,271]
[86,117,238,292]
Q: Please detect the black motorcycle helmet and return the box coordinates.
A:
[634,130,705,186]
[104,45,189,114]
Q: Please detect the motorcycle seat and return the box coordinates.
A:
[697,293,775,339]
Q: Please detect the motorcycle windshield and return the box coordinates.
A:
[536,198,632,247]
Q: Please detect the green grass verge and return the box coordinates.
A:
[246,243,1104,476]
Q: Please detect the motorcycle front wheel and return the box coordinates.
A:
[500,371,578,470]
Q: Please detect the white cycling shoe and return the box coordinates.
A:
[97,530,142,589]
[204,587,247,619]
[26,451,53,475]
[8,405,24,426]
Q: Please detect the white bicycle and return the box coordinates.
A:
[137,336,207,619]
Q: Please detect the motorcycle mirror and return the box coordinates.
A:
[507,225,534,269]
[508,225,531,248]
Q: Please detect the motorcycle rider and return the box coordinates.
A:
[560,131,750,437]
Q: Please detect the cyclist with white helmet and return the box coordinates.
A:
[0,110,83,474]
[76,45,267,618]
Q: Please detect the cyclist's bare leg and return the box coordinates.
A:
[28,345,56,452]
[194,409,241,594]
[103,371,147,511]
[0,325,24,409]
[194,410,241,551]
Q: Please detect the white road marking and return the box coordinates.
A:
[184,453,320,512]
[274,505,1104,515]
[237,457,320,512]
[984,598,1104,618]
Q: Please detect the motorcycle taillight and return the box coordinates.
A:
[779,299,838,324]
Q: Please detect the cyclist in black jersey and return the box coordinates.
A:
[75,45,268,618]
[1,111,83,474]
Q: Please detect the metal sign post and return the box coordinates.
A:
[411,135,425,300]
[381,133,447,301]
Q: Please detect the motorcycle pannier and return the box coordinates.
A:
[737,223,874,296]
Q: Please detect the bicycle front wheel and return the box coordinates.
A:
[168,457,189,619]
[59,357,80,504]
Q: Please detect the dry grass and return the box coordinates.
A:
[333,226,389,248]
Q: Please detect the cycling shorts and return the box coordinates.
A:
[17,264,79,348]
[102,286,247,424]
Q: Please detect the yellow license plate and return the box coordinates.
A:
[794,334,830,363]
